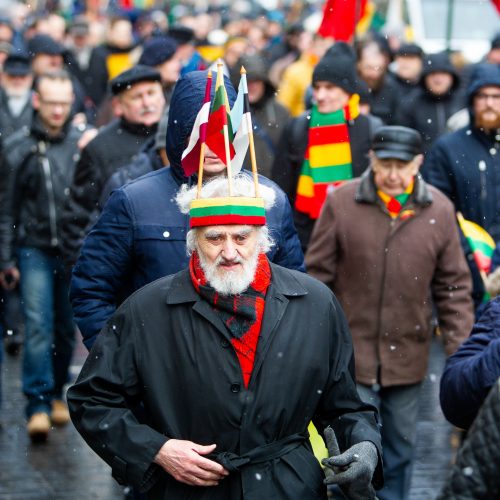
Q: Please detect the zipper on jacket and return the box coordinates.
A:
[38,141,58,247]
[478,160,487,201]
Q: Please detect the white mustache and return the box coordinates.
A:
[139,106,157,115]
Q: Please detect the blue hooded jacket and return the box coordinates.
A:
[70,70,305,349]
[423,63,500,308]
[440,296,500,429]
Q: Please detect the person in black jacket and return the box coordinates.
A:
[272,42,379,250]
[396,52,465,155]
[68,174,383,499]
[60,65,165,268]
[423,63,500,308]
[438,378,500,499]
[0,71,86,442]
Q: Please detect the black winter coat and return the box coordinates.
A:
[68,264,383,499]
[438,378,500,499]
[0,116,84,268]
[0,88,33,142]
[396,89,465,155]
[271,112,377,249]
[61,118,157,266]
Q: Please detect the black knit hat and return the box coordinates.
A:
[312,42,358,94]
[110,65,162,95]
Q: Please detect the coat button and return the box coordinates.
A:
[230,383,241,393]
[221,339,230,348]
[163,231,170,238]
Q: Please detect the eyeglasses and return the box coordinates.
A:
[475,93,500,102]
[39,99,73,108]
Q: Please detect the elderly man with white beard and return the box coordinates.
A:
[67,174,383,500]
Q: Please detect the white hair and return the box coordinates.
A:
[178,174,276,256]
[186,224,273,256]
[175,174,276,215]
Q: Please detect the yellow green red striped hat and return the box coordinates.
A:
[189,196,266,228]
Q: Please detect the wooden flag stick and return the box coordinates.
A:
[196,142,206,198]
[223,124,234,196]
[196,69,212,198]
[241,67,260,198]
[217,61,233,196]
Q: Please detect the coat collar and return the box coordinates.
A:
[165,264,308,306]
[354,169,433,206]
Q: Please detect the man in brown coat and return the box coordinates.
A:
[306,125,474,500]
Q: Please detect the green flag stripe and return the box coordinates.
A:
[310,163,353,183]
[191,205,265,217]
[467,238,495,257]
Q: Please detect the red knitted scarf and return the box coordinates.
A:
[189,252,271,388]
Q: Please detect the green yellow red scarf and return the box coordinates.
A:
[295,94,360,220]
[377,179,415,219]
[189,252,271,388]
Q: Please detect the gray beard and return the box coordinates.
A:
[198,250,259,296]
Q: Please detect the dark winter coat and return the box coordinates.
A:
[397,53,465,154]
[440,296,500,429]
[271,111,379,250]
[98,137,164,206]
[68,263,383,499]
[0,116,85,269]
[365,75,399,125]
[0,87,33,142]
[423,63,500,306]
[305,171,474,386]
[438,378,500,499]
[70,70,305,350]
[249,96,291,179]
[61,118,157,266]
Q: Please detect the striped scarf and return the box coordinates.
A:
[295,95,360,219]
[189,252,271,388]
[377,179,414,218]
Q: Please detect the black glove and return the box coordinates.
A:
[322,426,378,500]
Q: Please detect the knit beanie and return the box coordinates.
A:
[312,42,358,94]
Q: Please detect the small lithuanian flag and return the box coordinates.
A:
[457,212,495,274]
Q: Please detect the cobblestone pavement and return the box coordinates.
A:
[0,335,456,499]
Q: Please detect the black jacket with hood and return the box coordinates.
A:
[423,63,500,307]
[396,52,465,154]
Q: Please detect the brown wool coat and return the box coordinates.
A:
[306,171,474,387]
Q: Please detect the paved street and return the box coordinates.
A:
[0,335,456,499]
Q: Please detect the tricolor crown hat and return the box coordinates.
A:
[189,196,266,228]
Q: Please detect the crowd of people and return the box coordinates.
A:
[0,1,499,499]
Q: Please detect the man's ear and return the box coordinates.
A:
[111,96,123,118]
[412,154,424,174]
[32,91,40,111]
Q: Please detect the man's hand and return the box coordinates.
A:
[0,267,20,290]
[154,439,229,487]
[322,427,378,500]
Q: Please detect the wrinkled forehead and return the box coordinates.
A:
[200,225,255,238]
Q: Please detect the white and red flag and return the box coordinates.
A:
[181,71,212,176]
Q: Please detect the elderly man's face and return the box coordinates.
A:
[371,154,422,197]
[196,225,260,295]
[115,81,165,126]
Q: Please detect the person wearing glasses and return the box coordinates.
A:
[0,70,88,442]
[424,63,500,310]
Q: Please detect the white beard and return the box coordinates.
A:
[198,250,259,296]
